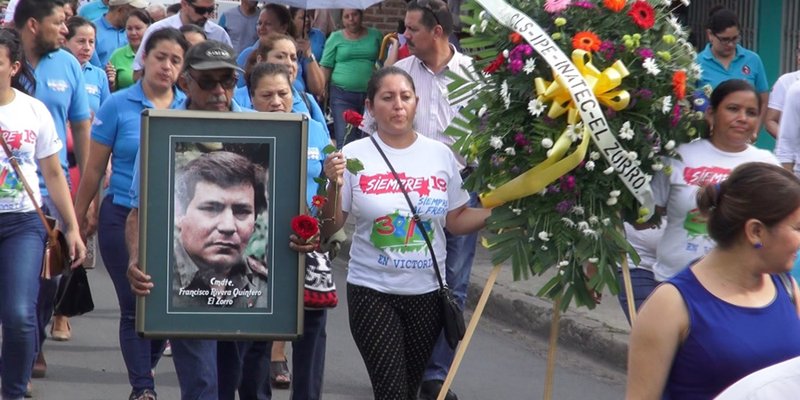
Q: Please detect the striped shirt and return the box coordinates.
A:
[363,46,473,168]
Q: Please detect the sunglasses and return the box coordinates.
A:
[416,0,444,27]
[187,72,237,90]
[187,1,215,16]
[713,33,739,45]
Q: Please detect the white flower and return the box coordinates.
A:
[561,218,575,227]
[478,10,487,20]
[480,19,488,32]
[511,208,522,215]
[528,98,546,117]
[662,0,671,5]
[642,57,661,76]
[582,229,598,239]
[502,49,509,58]
[652,163,664,171]
[602,218,611,226]
[680,0,689,6]
[590,151,600,160]
[478,105,487,117]
[538,231,550,241]
[585,161,595,171]
[558,261,569,267]
[667,15,685,37]
[504,147,516,156]
[607,197,618,206]
[571,206,584,215]
[661,96,673,114]
[690,62,703,79]
[541,138,554,149]
[528,236,536,243]
[627,151,638,161]
[489,136,503,149]
[566,124,583,142]
[541,245,549,251]
[664,140,676,150]
[577,221,590,231]
[618,121,635,140]
[603,167,615,175]
[523,58,537,74]
[469,24,477,35]
[648,151,655,159]
[588,216,599,225]
[500,81,510,109]
[609,190,621,197]
[588,257,599,264]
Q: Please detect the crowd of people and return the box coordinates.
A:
[3,0,800,399]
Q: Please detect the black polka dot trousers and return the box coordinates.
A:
[347,283,443,400]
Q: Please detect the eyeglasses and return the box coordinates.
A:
[416,0,444,27]
[187,1,215,16]
[713,33,739,45]
[186,72,237,90]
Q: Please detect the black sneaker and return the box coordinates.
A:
[419,380,458,400]
[129,389,157,400]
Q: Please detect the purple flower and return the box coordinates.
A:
[560,175,576,192]
[555,199,575,214]
[547,184,561,194]
[571,1,595,8]
[636,89,653,100]
[514,132,530,146]
[637,48,654,59]
[507,59,524,74]
[491,154,502,167]
[599,40,616,58]
[510,166,520,174]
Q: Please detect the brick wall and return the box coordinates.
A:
[362,0,408,35]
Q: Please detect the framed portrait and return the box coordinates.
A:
[136,109,308,340]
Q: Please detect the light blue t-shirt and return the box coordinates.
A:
[90,15,128,68]
[305,118,328,207]
[24,49,91,194]
[235,42,309,93]
[130,99,253,208]
[697,44,769,92]
[93,81,184,207]
[236,85,329,137]
[77,0,108,22]
[82,62,110,115]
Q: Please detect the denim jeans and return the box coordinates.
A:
[171,339,218,400]
[291,309,328,400]
[218,340,272,400]
[423,193,479,383]
[98,196,163,392]
[0,212,46,399]
[329,85,366,149]
[616,268,659,324]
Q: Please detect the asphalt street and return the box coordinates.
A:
[25,257,625,399]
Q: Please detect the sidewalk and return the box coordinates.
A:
[341,224,631,371]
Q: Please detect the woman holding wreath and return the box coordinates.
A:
[321,66,490,399]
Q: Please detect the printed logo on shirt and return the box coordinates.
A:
[86,84,100,96]
[683,208,708,238]
[682,166,731,187]
[308,147,320,160]
[0,165,22,200]
[742,65,751,75]
[2,129,36,150]
[370,210,433,253]
[359,173,448,197]
[46,79,69,92]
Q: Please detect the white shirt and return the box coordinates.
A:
[362,46,473,168]
[651,139,778,281]
[0,89,62,212]
[776,80,800,175]
[623,220,664,272]
[342,134,469,295]
[133,12,231,71]
[715,356,800,400]
[768,70,800,112]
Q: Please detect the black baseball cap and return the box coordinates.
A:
[183,40,244,73]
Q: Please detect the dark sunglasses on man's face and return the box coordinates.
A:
[188,1,215,16]
[188,73,237,90]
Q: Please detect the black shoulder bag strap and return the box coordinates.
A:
[369,135,447,291]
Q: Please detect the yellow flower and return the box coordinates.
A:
[552,32,562,40]
[554,17,567,27]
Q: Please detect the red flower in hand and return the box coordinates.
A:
[291,215,319,241]
[343,110,364,127]
[311,195,327,208]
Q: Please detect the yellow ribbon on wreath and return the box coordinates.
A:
[480,50,631,208]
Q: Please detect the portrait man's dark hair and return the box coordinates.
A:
[175,151,267,215]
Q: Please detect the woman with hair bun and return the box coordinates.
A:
[627,162,800,399]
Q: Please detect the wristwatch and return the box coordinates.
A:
[307,53,316,63]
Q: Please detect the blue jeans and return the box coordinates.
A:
[616,268,658,324]
[292,309,328,400]
[329,85,366,149]
[423,193,479,383]
[98,196,163,393]
[0,212,46,399]
[171,339,218,400]
[218,340,272,400]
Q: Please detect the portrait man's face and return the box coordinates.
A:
[176,180,256,271]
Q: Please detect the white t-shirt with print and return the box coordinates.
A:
[651,139,778,281]
[0,89,61,213]
[342,134,470,295]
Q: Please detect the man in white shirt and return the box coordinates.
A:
[764,46,800,138]
[132,0,231,74]
[363,1,476,399]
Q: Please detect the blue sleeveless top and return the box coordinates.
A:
[665,268,800,399]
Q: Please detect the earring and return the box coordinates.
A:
[754,242,763,249]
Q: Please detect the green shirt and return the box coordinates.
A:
[320,27,383,93]
[109,45,135,91]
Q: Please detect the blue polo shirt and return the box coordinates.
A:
[696,44,769,92]
[23,49,91,194]
[82,62,111,115]
[90,16,128,68]
[77,0,108,22]
[130,99,253,208]
[93,81,184,207]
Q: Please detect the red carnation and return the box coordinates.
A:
[291,215,319,241]
[343,110,364,127]
[483,53,506,74]
[628,1,655,30]
[311,195,327,208]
